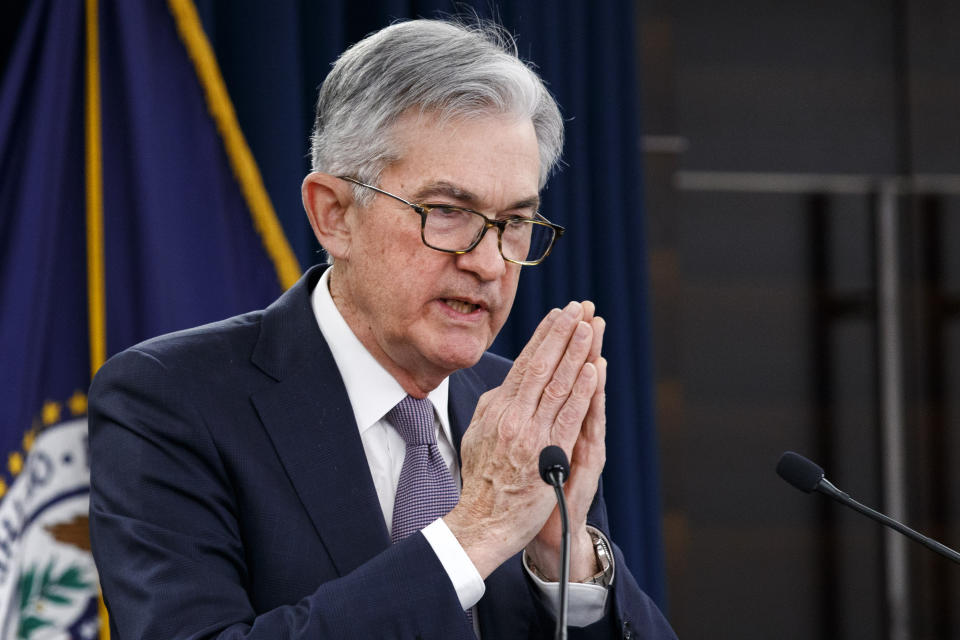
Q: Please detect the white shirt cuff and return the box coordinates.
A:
[422,518,486,611]
[521,530,613,627]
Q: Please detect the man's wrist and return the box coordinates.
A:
[442,505,513,580]
[524,526,614,586]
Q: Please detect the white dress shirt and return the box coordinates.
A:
[311,268,608,628]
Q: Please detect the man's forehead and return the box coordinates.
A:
[385,111,542,209]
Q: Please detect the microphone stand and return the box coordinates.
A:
[777,451,960,564]
[550,474,571,640]
[539,446,571,640]
[816,477,960,564]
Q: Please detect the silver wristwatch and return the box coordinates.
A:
[584,527,614,586]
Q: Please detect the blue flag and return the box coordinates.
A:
[0,0,299,636]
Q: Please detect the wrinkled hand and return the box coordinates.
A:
[526,301,606,582]
[443,301,605,580]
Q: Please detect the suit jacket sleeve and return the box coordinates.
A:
[512,485,676,639]
[568,504,678,639]
[89,347,476,640]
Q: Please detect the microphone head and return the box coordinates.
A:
[539,445,570,485]
[776,451,825,493]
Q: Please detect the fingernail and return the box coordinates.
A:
[575,321,591,340]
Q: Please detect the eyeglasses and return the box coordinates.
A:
[338,176,564,266]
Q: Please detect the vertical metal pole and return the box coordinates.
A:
[809,194,840,638]
[876,180,910,640]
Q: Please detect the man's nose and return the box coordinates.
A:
[455,226,506,280]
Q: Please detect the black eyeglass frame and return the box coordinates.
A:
[338,176,565,266]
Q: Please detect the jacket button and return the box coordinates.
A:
[622,621,633,639]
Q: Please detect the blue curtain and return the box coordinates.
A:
[195,0,666,606]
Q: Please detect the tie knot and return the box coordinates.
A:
[387,395,437,446]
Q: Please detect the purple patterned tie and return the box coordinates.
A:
[388,395,460,543]
[388,395,476,633]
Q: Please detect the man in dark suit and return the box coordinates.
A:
[89,18,676,639]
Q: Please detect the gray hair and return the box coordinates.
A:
[309,18,564,202]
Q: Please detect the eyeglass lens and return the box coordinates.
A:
[422,208,555,262]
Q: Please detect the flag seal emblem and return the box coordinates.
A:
[0,419,100,639]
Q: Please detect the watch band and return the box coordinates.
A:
[523,527,615,586]
[584,527,614,586]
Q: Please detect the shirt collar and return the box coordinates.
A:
[310,268,452,440]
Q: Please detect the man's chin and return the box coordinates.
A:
[426,338,490,374]
[433,349,486,373]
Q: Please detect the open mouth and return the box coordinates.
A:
[443,299,480,314]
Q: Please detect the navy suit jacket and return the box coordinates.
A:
[89,266,676,639]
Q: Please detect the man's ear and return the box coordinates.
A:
[301,172,354,261]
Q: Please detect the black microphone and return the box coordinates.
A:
[539,444,570,486]
[539,445,571,640]
[776,451,960,564]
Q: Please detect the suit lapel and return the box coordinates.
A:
[447,369,477,459]
[250,266,390,576]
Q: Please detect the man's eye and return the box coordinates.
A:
[503,207,537,220]
[430,206,466,218]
